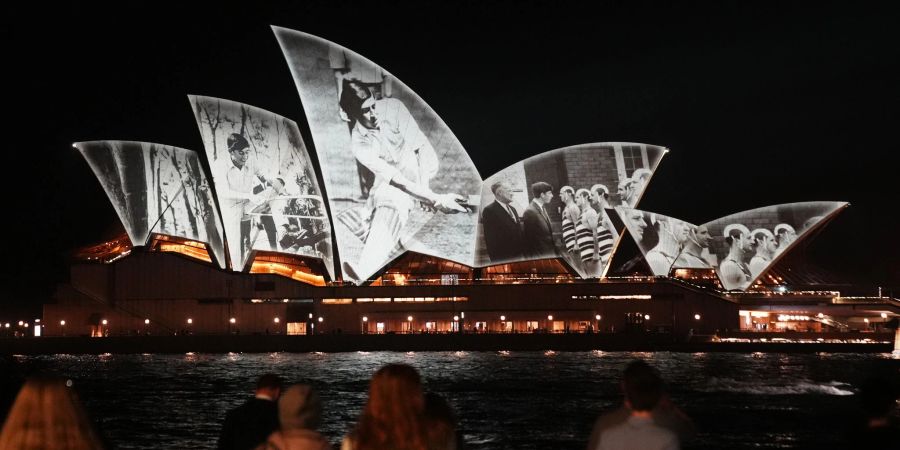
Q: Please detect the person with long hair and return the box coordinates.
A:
[342,364,429,450]
[0,377,105,450]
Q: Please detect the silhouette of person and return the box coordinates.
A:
[218,374,283,450]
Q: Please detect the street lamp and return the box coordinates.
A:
[317,316,323,323]
[500,315,506,321]
[274,317,280,323]
[644,314,650,321]
[694,314,701,320]
[362,316,368,334]
[60,320,66,326]
[407,316,413,333]
[187,318,193,324]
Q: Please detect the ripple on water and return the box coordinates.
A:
[6,352,897,450]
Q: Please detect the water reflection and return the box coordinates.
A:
[5,352,897,450]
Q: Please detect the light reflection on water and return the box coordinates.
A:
[3,352,897,450]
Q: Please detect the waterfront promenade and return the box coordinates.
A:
[1,331,894,355]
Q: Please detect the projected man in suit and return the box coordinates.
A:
[522,181,557,259]
[481,181,524,263]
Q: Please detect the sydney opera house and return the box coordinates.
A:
[39,28,897,339]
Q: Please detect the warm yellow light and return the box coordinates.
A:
[145,319,150,325]
[644,315,650,320]
[547,315,554,321]
[595,315,601,320]
[864,318,869,323]
[101,319,108,325]
[407,316,413,322]
[60,320,66,326]
[362,316,368,322]
[229,318,236,324]
[187,318,193,324]
[881,313,888,319]
[317,317,323,323]
[453,315,459,321]
[500,315,506,321]
[18,321,23,326]
[694,314,701,320]
[273,317,280,323]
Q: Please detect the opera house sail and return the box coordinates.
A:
[273,28,483,283]
[76,141,227,269]
[189,96,335,279]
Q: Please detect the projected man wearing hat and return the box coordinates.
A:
[215,133,285,267]
[339,79,465,281]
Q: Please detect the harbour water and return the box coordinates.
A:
[3,351,899,449]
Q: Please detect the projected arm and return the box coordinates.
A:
[353,141,464,212]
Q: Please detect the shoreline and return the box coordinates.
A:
[2,333,895,355]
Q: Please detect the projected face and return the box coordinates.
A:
[494,183,513,204]
[740,234,757,254]
[575,192,589,208]
[628,210,648,240]
[540,190,553,204]
[694,225,712,248]
[229,147,250,167]
[760,234,777,253]
[358,97,378,129]
[674,221,690,244]
[591,189,608,209]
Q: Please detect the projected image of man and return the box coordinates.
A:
[481,181,524,263]
[522,182,557,260]
[339,79,466,281]
[215,133,285,267]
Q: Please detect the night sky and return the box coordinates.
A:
[4,1,898,313]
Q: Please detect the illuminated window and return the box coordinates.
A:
[322,298,352,305]
[286,322,307,335]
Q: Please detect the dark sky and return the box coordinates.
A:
[4,1,898,309]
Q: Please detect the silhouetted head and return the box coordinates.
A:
[622,360,664,412]
[278,384,322,430]
[256,373,283,399]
